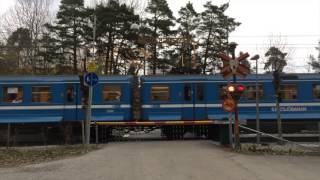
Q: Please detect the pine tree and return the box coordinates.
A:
[264,46,288,138]
[90,1,139,74]
[50,0,88,74]
[308,41,320,72]
[37,27,66,74]
[5,28,32,73]
[176,2,199,73]
[144,0,175,74]
[198,2,240,74]
[264,46,287,73]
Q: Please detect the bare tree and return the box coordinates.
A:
[0,0,53,73]
[259,35,294,73]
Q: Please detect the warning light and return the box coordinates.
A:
[225,84,246,100]
[237,85,246,92]
[227,85,236,92]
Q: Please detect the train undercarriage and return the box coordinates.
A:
[1,119,320,147]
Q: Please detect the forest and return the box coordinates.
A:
[0,0,243,75]
[1,0,311,75]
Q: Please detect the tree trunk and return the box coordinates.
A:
[105,31,113,74]
[152,12,158,75]
[72,19,77,74]
[113,39,124,74]
[202,28,212,74]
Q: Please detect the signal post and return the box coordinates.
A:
[84,67,99,147]
[218,49,250,149]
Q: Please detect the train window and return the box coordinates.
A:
[66,86,74,102]
[103,85,122,101]
[245,85,263,100]
[280,85,297,100]
[151,85,169,101]
[184,85,191,101]
[32,86,52,102]
[313,85,320,99]
[3,86,23,103]
[197,84,204,101]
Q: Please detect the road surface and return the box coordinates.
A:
[1,141,319,180]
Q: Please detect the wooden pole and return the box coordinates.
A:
[228,113,234,147]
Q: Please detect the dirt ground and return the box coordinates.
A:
[0,145,98,167]
[0,141,320,180]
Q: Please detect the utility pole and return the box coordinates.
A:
[250,55,260,143]
[86,81,93,146]
[255,58,260,143]
[85,10,97,147]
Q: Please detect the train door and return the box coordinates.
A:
[194,84,206,120]
[182,83,206,120]
[64,84,77,121]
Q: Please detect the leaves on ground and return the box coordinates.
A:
[0,145,100,168]
[237,143,320,156]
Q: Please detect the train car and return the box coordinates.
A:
[0,75,134,144]
[235,73,320,132]
[0,76,81,144]
[202,73,320,133]
[87,75,133,122]
[140,74,320,134]
[140,76,208,121]
[0,76,80,124]
[0,75,133,124]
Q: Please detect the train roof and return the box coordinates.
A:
[0,75,79,83]
[141,73,320,82]
[98,75,133,82]
[0,75,133,84]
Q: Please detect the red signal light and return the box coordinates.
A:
[237,85,246,92]
[226,84,246,101]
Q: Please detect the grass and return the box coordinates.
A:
[236,143,320,156]
[0,144,100,168]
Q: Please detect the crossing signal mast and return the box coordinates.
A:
[218,43,250,149]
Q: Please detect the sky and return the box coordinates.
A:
[1,0,320,73]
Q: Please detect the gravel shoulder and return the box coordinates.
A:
[0,141,320,180]
[0,145,99,168]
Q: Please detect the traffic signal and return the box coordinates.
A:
[226,83,246,100]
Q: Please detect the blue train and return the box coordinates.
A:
[0,73,319,142]
[141,74,320,122]
[0,75,133,124]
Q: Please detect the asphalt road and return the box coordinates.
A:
[1,141,319,180]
